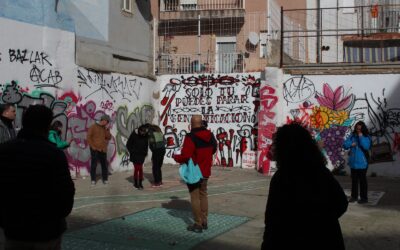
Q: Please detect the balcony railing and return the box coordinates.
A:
[280,4,400,66]
[157,52,244,74]
[161,0,245,12]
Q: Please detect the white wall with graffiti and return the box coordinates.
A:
[0,17,158,177]
[158,73,261,169]
[280,72,400,176]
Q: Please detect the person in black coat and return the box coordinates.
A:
[146,124,166,187]
[126,125,149,189]
[0,105,75,249]
[261,123,348,250]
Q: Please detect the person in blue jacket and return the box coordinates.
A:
[343,121,371,204]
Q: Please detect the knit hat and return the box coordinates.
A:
[100,114,111,122]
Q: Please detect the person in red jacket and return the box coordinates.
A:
[173,115,217,233]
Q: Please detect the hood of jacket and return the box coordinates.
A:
[191,127,213,143]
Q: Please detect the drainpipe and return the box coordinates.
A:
[198,14,201,72]
[316,0,321,63]
[153,18,157,76]
[280,6,284,68]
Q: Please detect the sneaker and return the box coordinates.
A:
[103,180,109,185]
[187,224,203,233]
[348,197,357,203]
[357,199,368,204]
[151,184,159,188]
[202,222,208,230]
[91,181,96,186]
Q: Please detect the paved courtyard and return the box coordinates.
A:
[1,164,400,249]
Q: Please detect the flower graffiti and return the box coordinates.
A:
[315,84,354,111]
[311,83,355,168]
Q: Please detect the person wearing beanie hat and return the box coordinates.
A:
[100,114,111,123]
[86,114,112,185]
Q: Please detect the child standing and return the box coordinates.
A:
[126,125,149,189]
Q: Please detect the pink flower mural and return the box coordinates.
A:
[315,83,354,111]
[312,83,355,168]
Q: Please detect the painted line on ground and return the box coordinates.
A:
[73,186,266,210]
[74,179,266,200]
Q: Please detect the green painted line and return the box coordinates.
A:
[73,179,267,209]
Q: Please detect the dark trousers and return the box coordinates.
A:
[152,148,166,184]
[90,149,108,182]
[351,168,368,200]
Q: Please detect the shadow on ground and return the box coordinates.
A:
[162,196,193,226]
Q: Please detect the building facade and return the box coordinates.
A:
[0,0,159,177]
[60,0,155,78]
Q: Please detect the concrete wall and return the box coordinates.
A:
[269,67,400,176]
[59,0,109,41]
[61,0,154,77]
[158,73,261,169]
[0,17,158,177]
[0,0,75,32]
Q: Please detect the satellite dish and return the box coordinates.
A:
[248,32,259,46]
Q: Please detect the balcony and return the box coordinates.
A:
[157,52,244,74]
[160,0,245,20]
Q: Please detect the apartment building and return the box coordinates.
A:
[152,0,305,75]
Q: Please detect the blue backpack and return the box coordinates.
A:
[179,158,203,184]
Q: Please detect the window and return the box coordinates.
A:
[181,0,197,10]
[343,40,400,63]
[217,42,237,73]
[259,32,268,58]
[123,0,132,13]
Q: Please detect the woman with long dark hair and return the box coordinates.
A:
[343,121,371,204]
[261,123,348,250]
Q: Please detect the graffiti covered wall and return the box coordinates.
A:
[158,73,261,168]
[280,72,400,176]
[0,17,157,177]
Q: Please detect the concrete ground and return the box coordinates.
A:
[1,164,400,249]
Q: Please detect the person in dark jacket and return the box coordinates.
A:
[173,115,217,233]
[261,123,348,250]
[126,125,149,189]
[0,105,75,250]
[146,124,166,188]
[343,121,371,204]
[0,103,17,144]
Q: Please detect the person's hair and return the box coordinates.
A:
[143,123,162,133]
[272,123,327,172]
[22,105,53,135]
[201,120,208,128]
[138,124,148,136]
[50,120,63,131]
[353,121,369,136]
[0,103,15,115]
